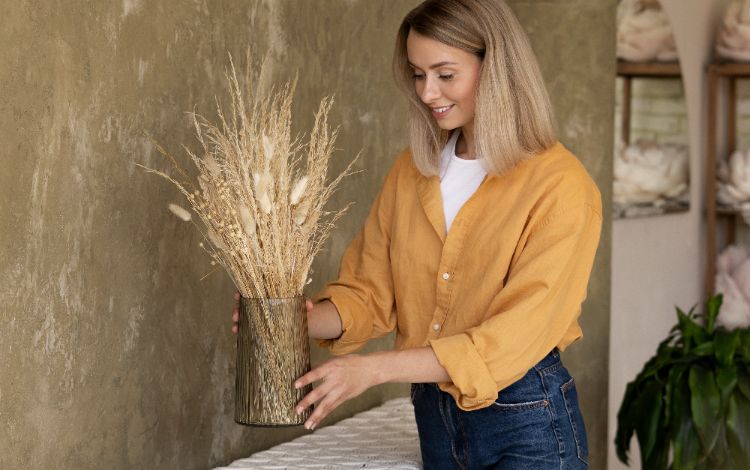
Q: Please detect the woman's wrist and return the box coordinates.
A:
[368,347,451,385]
[366,351,391,386]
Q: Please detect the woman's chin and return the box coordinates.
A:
[435,122,460,131]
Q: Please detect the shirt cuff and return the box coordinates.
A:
[428,333,501,411]
[311,286,372,355]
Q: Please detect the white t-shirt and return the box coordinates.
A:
[439,130,488,234]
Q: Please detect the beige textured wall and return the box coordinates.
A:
[0,0,613,468]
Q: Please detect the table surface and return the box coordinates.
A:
[213,397,422,470]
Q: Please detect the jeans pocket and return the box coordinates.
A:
[561,377,589,465]
[492,368,549,411]
[491,397,549,411]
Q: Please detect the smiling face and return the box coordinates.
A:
[406,31,482,135]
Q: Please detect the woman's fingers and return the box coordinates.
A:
[232,291,241,335]
[295,364,324,390]
[303,390,343,430]
[305,298,314,312]
[294,372,343,431]
[295,379,330,415]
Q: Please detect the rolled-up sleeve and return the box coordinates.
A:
[428,200,603,411]
[310,155,403,355]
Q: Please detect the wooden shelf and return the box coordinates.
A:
[617,61,682,77]
[717,206,741,216]
[708,61,750,77]
[705,61,750,296]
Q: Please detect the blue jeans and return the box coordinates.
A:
[410,348,589,469]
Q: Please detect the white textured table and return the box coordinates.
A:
[214,397,422,470]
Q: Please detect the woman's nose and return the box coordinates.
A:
[419,76,441,103]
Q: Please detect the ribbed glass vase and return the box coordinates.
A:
[235,295,312,426]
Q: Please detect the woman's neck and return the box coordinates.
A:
[454,126,476,160]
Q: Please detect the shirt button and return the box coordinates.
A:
[432,323,441,331]
[442,272,450,280]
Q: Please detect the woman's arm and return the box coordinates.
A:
[369,347,450,384]
[306,299,344,340]
[293,346,449,430]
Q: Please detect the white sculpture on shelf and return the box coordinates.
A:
[717,148,750,224]
[614,140,689,205]
[715,244,750,330]
[716,0,750,62]
[617,0,678,63]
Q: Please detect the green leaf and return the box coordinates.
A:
[738,330,750,361]
[677,308,707,352]
[691,342,715,357]
[738,368,750,402]
[634,380,664,462]
[689,366,722,457]
[643,430,670,470]
[615,381,638,465]
[726,393,750,469]
[705,294,723,335]
[716,365,738,414]
[640,355,664,381]
[657,332,678,353]
[705,426,731,470]
[671,380,701,469]
[665,364,688,424]
[714,329,741,367]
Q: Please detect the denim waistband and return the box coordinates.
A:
[413,347,562,392]
[532,347,562,375]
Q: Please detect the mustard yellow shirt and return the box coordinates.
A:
[312,142,603,411]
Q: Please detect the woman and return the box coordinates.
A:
[232,0,602,468]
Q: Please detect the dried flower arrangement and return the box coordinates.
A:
[139,55,357,299]
[138,52,358,426]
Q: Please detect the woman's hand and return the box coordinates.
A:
[231,291,314,334]
[293,354,382,430]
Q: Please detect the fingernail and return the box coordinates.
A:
[295,407,302,415]
[310,422,316,430]
[294,382,300,389]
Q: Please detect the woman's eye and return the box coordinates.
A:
[412,73,425,80]
[439,74,454,81]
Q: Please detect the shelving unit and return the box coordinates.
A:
[617,60,682,144]
[705,62,750,296]
[615,60,687,218]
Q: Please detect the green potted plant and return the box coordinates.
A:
[615,294,750,469]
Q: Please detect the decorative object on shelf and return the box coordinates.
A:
[717,147,750,225]
[617,0,678,63]
[613,139,689,217]
[615,295,750,470]
[716,0,750,62]
[706,62,750,296]
[716,245,750,329]
[138,52,359,426]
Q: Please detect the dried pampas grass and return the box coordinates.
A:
[138,52,359,299]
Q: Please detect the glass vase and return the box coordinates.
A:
[235,295,312,426]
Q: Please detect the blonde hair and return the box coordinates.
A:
[393,0,557,177]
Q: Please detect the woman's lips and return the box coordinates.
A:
[431,104,454,119]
